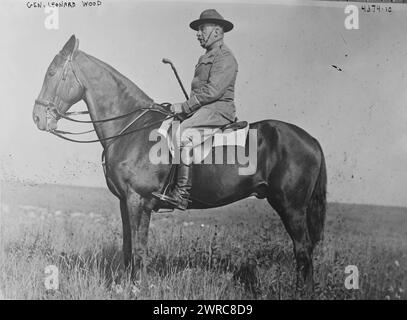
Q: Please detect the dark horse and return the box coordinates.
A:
[33,35,327,293]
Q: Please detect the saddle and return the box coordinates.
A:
[157,117,250,163]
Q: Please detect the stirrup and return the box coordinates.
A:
[151,191,177,204]
[151,191,191,210]
[151,165,177,203]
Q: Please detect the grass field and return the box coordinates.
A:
[1,180,406,300]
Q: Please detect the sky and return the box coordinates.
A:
[1,0,407,207]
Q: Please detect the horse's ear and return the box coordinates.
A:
[60,34,76,57]
[74,38,79,53]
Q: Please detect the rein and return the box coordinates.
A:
[54,107,152,124]
[50,106,173,144]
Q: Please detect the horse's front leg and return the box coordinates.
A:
[119,199,132,271]
[137,200,153,279]
[125,193,152,280]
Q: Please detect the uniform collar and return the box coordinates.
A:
[204,40,225,57]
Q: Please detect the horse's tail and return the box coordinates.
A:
[306,141,327,246]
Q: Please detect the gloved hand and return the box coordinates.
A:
[170,103,184,114]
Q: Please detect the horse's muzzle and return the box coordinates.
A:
[33,103,58,131]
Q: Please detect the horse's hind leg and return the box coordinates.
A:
[268,197,315,296]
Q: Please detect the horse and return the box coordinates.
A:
[33,35,327,294]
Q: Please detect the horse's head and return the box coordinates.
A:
[33,35,85,131]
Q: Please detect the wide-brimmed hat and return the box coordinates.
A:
[189,9,234,32]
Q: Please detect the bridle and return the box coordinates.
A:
[35,52,87,127]
[35,50,176,150]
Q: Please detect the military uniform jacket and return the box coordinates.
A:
[180,42,238,128]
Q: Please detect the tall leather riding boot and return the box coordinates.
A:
[171,160,192,210]
[151,145,193,210]
[164,148,192,210]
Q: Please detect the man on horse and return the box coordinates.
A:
[153,9,239,210]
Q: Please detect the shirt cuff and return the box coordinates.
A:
[181,95,201,114]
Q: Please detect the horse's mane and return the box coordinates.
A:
[80,51,154,107]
